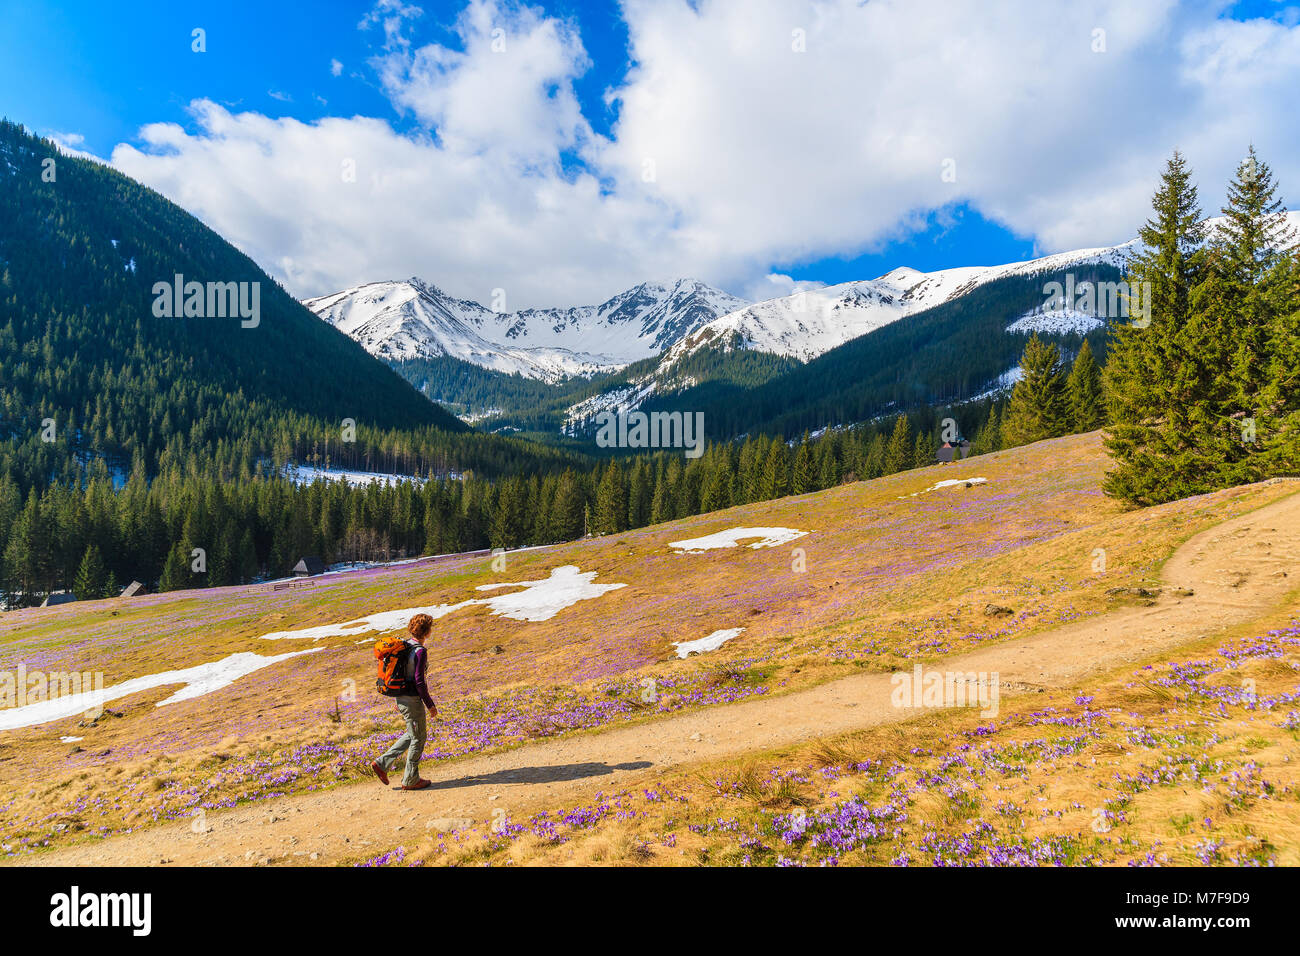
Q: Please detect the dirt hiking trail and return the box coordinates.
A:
[23,488,1300,866]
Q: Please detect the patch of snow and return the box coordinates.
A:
[458,406,503,424]
[669,527,809,553]
[562,379,660,432]
[1007,308,1103,335]
[673,627,745,658]
[258,565,626,640]
[285,464,429,487]
[928,477,986,491]
[0,649,323,732]
[904,477,987,498]
[968,367,1023,403]
[473,566,627,622]
[60,736,83,743]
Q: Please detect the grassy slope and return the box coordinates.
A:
[1,431,1296,859]
[389,609,1300,867]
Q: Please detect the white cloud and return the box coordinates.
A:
[358,0,424,49]
[330,58,344,77]
[107,0,1300,309]
[48,131,104,164]
[372,0,595,165]
[111,100,679,306]
[742,272,825,303]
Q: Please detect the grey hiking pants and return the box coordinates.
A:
[377,695,427,786]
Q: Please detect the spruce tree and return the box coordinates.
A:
[593,461,627,535]
[4,494,50,603]
[817,444,839,489]
[701,458,732,512]
[760,440,788,499]
[864,432,886,479]
[1210,148,1297,482]
[1103,151,1207,504]
[1260,253,1300,474]
[627,460,652,528]
[489,477,527,548]
[883,415,912,475]
[972,405,1002,456]
[73,544,107,599]
[911,430,932,469]
[1002,334,1069,448]
[1066,339,1104,432]
[158,543,189,593]
[551,470,586,540]
[791,434,815,495]
[1219,147,1295,402]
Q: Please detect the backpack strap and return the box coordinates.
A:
[398,640,419,693]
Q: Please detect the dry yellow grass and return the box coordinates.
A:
[379,607,1300,868]
[2,432,1298,861]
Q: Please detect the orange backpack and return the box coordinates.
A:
[374,635,415,697]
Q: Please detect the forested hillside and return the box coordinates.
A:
[398,268,1112,442]
[0,119,581,489]
[0,120,582,602]
[619,265,1118,441]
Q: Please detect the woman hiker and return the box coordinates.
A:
[370,613,438,790]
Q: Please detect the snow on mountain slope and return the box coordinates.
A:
[1006,308,1104,336]
[1002,210,1300,339]
[663,240,1137,367]
[304,277,746,382]
[308,210,1297,400]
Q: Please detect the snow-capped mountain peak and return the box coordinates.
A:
[660,240,1138,366]
[304,277,747,382]
[307,209,1299,393]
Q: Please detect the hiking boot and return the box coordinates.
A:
[401,778,432,791]
[370,761,389,786]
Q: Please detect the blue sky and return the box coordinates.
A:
[3,0,1298,306]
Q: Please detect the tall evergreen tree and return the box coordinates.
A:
[760,440,788,499]
[593,461,627,535]
[883,415,912,475]
[911,430,932,470]
[158,542,189,593]
[627,459,653,528]
[1206,148,1297,483]
[1260,253,1300,474]
[701,456,733,512]
[4,494,50,600]
[1002,334,1069,448]
[816,444,839,489]
[1103,151,1208,504]
[551,470,587,540]
[864,432,886,479]
[1219,147,1296,405]
[972,405,1002,456]
[1066,339,1105,432]
[791,433,815,495]
[73,544,107,599]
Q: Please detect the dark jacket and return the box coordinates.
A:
[403,640,435,709]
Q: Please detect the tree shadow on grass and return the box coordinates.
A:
[428,760,653,790]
